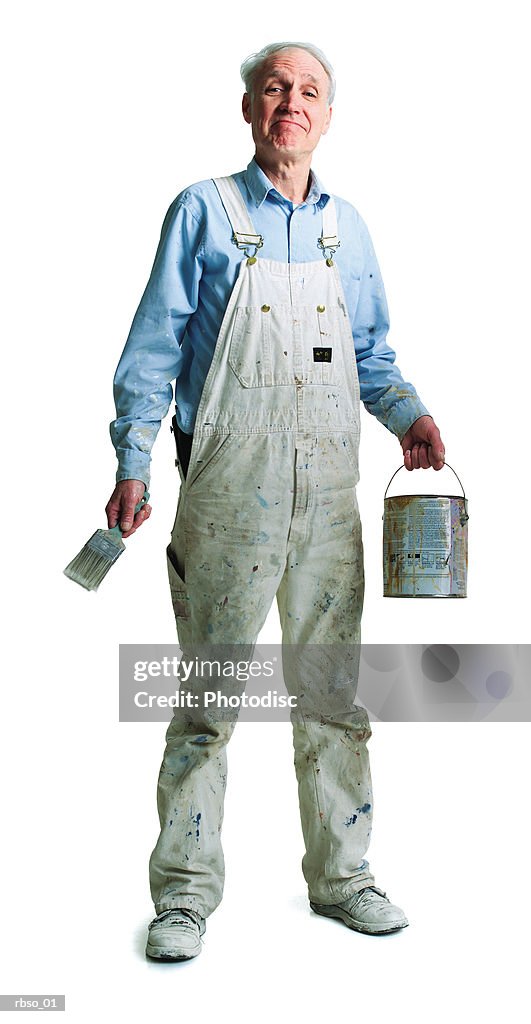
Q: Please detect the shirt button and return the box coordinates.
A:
[317,304,326,313]
[261,304,271,313]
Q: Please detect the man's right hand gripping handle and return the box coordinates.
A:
[105,479,152,539]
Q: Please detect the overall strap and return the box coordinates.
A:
[213,176,264,259]
[318,196,341,264]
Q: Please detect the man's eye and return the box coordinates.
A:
[266,86,282,94]
[304,91,317,98]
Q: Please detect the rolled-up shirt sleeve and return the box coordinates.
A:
[351,213,430,440]
[110,197,204,487]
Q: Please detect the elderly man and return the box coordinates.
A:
[107,41,444,960]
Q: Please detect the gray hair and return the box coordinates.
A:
[240,41,336,104]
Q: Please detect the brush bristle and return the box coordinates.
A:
[64,529,125,591]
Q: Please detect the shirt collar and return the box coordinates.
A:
[244,157,330,209]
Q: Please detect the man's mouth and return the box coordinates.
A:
[273,119,304,128]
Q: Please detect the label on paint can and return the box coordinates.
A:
[382,465,468,598]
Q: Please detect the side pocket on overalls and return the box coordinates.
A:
[171,415,192,485]
[166,544,189,621]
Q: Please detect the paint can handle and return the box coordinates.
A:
[383,464,469,523]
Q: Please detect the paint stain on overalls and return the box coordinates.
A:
[149,176,375,916]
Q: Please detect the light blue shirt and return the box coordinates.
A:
[111,158,429,486]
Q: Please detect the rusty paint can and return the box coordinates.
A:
[383,463,469,598]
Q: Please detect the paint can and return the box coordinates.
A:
[383,463,469,598]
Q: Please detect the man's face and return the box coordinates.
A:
[242,49,332,164]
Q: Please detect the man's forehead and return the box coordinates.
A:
[260,50,328,84]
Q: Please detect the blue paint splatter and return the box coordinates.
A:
[344,813,358,827]
[196,735,208,744]
[356,803,371,814]
[257,492,269,508]
[317,592,334,613]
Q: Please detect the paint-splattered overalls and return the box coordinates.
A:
[149,176,376,917]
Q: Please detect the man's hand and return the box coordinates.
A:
[105,479,152,538]
[400,415,445,471]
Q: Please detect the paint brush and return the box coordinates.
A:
[63,491,149,591]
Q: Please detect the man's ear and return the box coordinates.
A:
[322,105,333,136]
[242,92,252,124]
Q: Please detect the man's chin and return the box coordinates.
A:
[268,135,305,154]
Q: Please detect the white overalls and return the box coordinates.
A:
[149,177,376,917]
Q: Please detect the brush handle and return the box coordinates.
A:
[135,490,150,511]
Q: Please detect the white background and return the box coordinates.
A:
[2,1,529,1021]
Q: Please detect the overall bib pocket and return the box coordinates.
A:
[228,303,348,388]
[228,306,293,387]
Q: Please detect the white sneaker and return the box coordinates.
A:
[145,908,206,960]
[310,886,409,935]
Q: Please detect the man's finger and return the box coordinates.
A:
[105,501,120,529]
[425,424,445,464]
[120,501,139,533]
[121,503,152,539]
[428,447,446,470]
[418,444,430,469]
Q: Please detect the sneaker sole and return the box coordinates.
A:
[146,942,201,961]
[310,901,409,936]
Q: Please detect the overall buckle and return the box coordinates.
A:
[318,234,341,266]
[232,231,264,263]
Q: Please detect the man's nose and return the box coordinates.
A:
[279,90,301,113]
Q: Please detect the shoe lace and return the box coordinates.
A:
[351,886,389,912]
[152,909,201,930]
